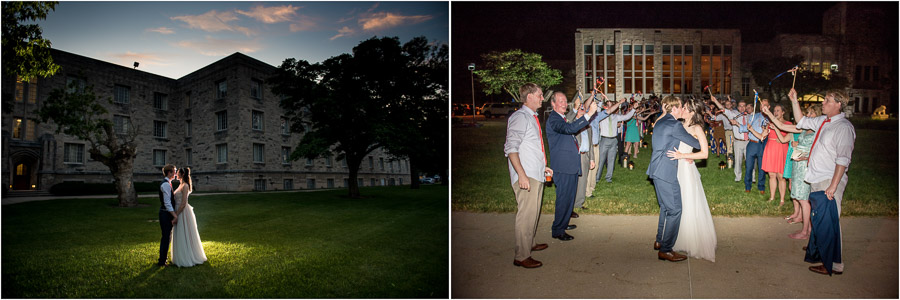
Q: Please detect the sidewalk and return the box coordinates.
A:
[452,212,898,298]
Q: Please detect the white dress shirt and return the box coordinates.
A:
[504,105,546,185]
[796,113,855,184]
[599,109,635,138]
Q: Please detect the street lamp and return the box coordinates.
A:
[469,63,476,125]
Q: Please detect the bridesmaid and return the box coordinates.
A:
[750,104,791,206]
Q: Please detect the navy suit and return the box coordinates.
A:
[547,111,591,236]
[646,114,700,252]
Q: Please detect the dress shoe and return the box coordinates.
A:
[744,190,751,193]
[658,251,687,262]
[513,257,543,268]
[566,224,577,230]
[802,246,808,251]
[809,265,842,276]
[531,243,548,251]
[760,191,766,195]
[653,241,661,250]
[580,206,589,210]
[552,233,574,241]
[571,211,580,218]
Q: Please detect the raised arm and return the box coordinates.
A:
[760,106,801,133]
[709,95,725,111]
[788,88,804,125]
[770,123,791,143]
[668,125,708,160]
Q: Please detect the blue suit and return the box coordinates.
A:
[547,111,591,236]
[646,114,700,252]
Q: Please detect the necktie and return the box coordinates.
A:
[807,117,831,165]
[742,115,749,140]
[534,115,546,164]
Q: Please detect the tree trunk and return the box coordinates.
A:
[114,168,138,207]
[408,160,420,189]
[347,163,360,198]
[440,168,448,186]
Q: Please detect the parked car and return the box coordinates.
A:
[419,177,435,184]
[452,103,473,116]
[478,103,519,118]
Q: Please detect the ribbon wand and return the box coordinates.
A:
[704,85,713,98]
[749,89,759,125]
[789,65,799,90]
[594,77,609,102]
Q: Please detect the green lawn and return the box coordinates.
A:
[2,185,448,298]
[452,119,898,217]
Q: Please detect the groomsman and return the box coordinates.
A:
[790,88,856,276]
[504,83,553,268]
[568,97,594,214]
[742,99,769,193]
[595,100,634,183]
[709,96,745,181]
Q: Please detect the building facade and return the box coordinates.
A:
[575,28,742,100]
[2,49,410,192]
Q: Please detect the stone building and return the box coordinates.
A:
[2,49,410,193]
[575,28,742,100]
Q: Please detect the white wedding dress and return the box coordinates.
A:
[172,186,207,267]
[672,141,718,262]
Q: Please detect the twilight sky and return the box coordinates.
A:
[40,1,448,79]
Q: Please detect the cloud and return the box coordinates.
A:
[359,12,433,31]
[171,10,257,36]
[175,36,262,56]
[146,27,175,34]
[289,16,317,32]
[329,26,355,41]
[236,5,299,24]
[110,51,171,67]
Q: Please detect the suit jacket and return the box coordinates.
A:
[646,114,701,184]
[566,110,594,161]
[547,111,590,175]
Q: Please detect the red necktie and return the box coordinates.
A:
[534,115,546,164]
[742,115,749,140]
[807,118,831,165]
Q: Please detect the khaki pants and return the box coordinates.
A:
[513,177,544,261]
[724,131,734,155]
[586,144,600,197]
[811,175,849,272]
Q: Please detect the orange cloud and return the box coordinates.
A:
[175,36,262,56]
[359,12,433,31]
[329,26,355,41]
[110,51,171,67]
[236,5,299,24]
[290,16,317,32]
[146,27,175,34]
[171,10,257,36]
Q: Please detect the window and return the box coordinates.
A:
[184,92,192,108]
[325,155,333,167]
[252,110,264,131]
[380,158,385,170]
[369,156,374,169]
[307,179,316,189]
[185,148,193,166]
[216,79,227,99]
[67,76,85,94]
[253,143,265,163]
[327,179,335,188]
[741,78,751,97]
[306,158,313,166]
[12,118,22,139]
[873,66,880,82]
[342,158,348,168]
[390,160,394,172]
[855,65,862,82]
[284,179,293,190]
[153,121,167,138]
[217,144,228,163]
[251,79,262,99]
[254,179,266,191]
[281,118,290,135]
[25,119,36,140]
[26,77,37,103]
[185,120,192,137]
[370,178,376,187]
[114,85,130,104]
[15,77,24,102]
[864,66,870,81]
[216,111,228,131]
[358,178,364,187]
[343,178,349,187]
[153,149,166,166]
[114,115,130,135]
[153,93,168,110]
[282,147,291,164]
[389,178,396,186]
[64,143,84,164]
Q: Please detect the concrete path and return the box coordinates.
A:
[452,212,898,298]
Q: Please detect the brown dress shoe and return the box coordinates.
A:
[571,211,579,218]
[658,251,687,262]
[513,257,543,268]
[809,265,842,275]
[531,243,548,251]
[653,241,661,250]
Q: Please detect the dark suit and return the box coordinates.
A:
[158,178,175,265]
[547,111,590,236]
[646,114,700,252]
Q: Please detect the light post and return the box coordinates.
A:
[468,63,476,125]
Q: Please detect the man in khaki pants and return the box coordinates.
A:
[504,83,553,268]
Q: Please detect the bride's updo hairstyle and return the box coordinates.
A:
[682,97,705,127]
[178,167,193,192]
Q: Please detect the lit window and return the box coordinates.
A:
[25,119,36,140]
[12,118,22,139]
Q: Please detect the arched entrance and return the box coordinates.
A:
[10,150,40,190]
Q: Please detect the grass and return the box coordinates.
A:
[452,119,898,217]
[2,185,448,298]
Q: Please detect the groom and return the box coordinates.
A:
[646,95,700,262]
[157,164,179,267]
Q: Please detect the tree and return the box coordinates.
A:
[750,55,849,104]
[474,49,562,102]
[35,80,140,207]
[271,37,443,197]
[2,1,60,111]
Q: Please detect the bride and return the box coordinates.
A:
[666,98,717,262]
[172,167,207,267]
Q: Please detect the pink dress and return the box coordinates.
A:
[761,121,791,174]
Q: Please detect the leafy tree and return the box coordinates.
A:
[35,81,140,207]
[2,1,60,111]
[474,49,562,102]
[271,36,445,197]
[750,55,849,103]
